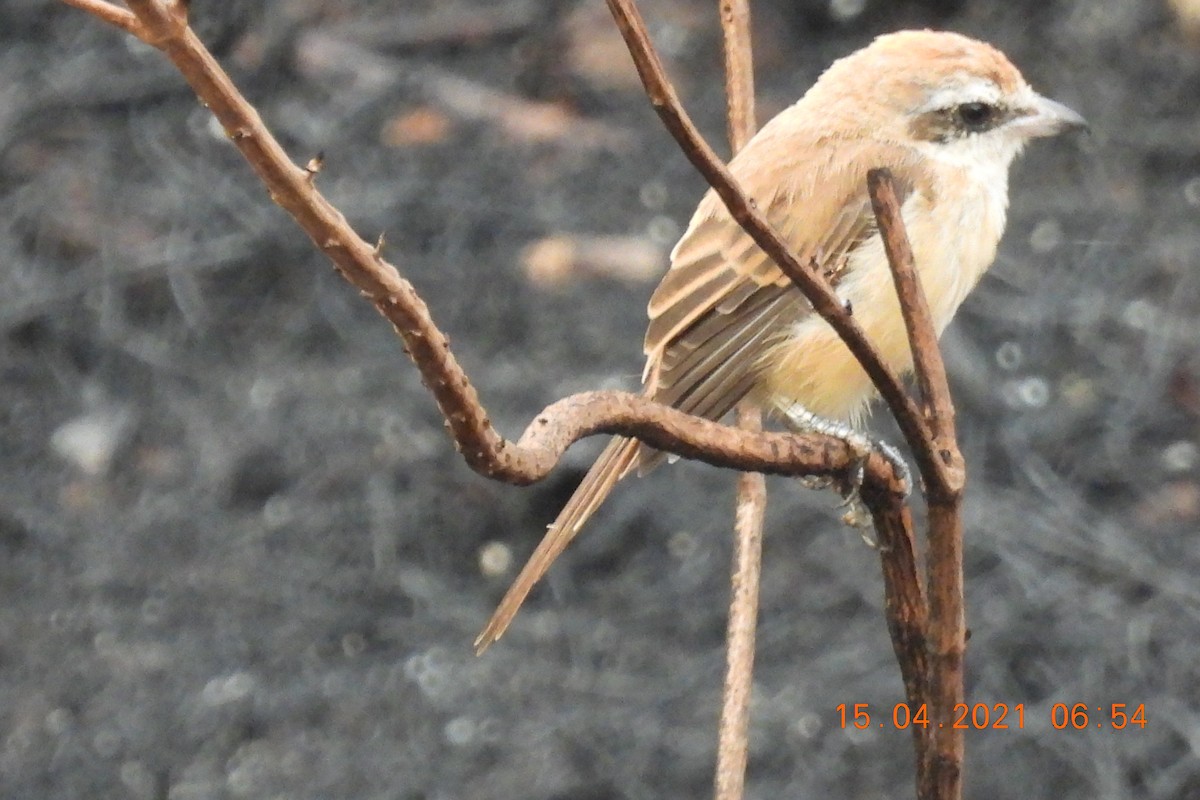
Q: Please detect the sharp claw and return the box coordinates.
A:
[853,523,879,547]
[799,475,834,491]
[869,437,912,498]
[782,403,912,531]
[839,497,874,531]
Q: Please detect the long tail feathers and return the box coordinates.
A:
[474,436,641,654]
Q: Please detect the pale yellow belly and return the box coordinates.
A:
[753,291,912,425]
[753,186,1002,424]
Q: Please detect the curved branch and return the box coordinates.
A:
[62,0,899,496]
[509,390,892,486]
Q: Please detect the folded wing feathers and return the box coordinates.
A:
[475,143,927,651]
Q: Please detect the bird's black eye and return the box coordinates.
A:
[956,102,997,132]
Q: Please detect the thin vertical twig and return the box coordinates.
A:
[870,170,965,800]
[720,0,756,153]
[718,435,764,800]
[715,3,762,799]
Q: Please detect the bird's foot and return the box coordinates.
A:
[869,437,912,498]
[782,405,911,532]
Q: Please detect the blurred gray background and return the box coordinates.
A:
[2,0,1198,798]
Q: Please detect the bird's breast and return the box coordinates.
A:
[757,169,1008,423]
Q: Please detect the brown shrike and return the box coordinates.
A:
[476,30,1085,652]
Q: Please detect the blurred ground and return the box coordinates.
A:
[2,1,1199,798]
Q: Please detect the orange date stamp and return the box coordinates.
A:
[836,702,1147,731]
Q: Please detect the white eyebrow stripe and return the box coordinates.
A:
[916,76,1002,113]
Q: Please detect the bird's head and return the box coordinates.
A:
[809,30,1087,171]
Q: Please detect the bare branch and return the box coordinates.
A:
[870,169,966,800]
[718,446,764,800]
[719,0,756,153]
[67,0,893,497]
[110,0,511,474]
[922,503,966,800]
[514,390,893,485]
[860,478,933,791]
[868,170,964,499]
[715,3,762,800]
[60,0,149,38]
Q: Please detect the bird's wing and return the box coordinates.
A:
[641,138,925,443]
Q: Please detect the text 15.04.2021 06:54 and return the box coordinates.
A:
[836,702,1148,731]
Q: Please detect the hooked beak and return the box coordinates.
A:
[1012,93,1089,138]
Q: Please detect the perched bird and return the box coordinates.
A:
[476,30,1085,653]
